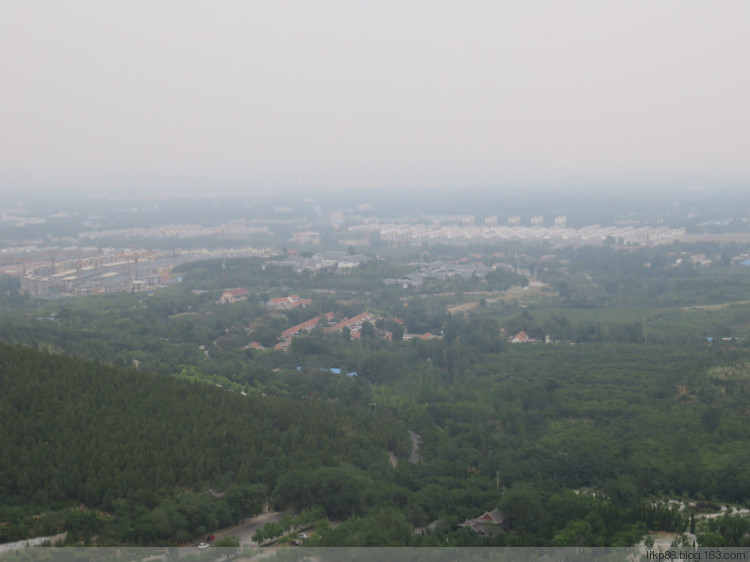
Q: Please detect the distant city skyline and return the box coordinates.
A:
[2,0,748,195]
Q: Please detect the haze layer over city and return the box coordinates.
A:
[2,0,749,196]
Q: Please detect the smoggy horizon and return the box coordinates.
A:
[2,1,748,196]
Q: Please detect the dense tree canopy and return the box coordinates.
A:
[3,241,750,547]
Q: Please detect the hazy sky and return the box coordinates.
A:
[2,1,748,195]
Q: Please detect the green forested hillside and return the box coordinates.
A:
[0,343,406,544]
[4,338,750,547]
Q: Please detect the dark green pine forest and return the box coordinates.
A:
[0,344,406,545]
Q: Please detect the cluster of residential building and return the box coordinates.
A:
[18,246,275,297]
[249,311,382,351]
[369,222,686,247]
[253,314,542,352]
[20,250,181,297]
[79,221,271,241]
[0,245,102,278]
[324,311,379,337]
[0,207,48,228]
[384,260,491,288]
[247,308,445,352]
[267,251,373,273]
[289,231,321,245]
[250,313,334,351]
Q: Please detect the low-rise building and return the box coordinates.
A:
[459,508,506,536]
[510,330,531,343]
[267,294,312,310]
[220,288,249,303]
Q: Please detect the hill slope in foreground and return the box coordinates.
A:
[0,344,404,545]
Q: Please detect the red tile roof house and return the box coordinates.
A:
[281,317,323,340]
[276,312,336,350]
[220,288,249,303]
[510,330,531,343]
[459,508,506,535]
[324,312,377,334]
